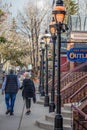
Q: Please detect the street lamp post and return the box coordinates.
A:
[40,40,45,96]
[39,53,42,93]
[43,30,51,106]
[52,0,66,130]
[49,19,56,112]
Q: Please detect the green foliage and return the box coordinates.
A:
[64,0,78,23]
[48,57,52,61]
[0,40,27,66]
[0,36,7,43]
[0,9,4,17]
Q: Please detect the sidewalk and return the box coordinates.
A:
[0,90,48,130]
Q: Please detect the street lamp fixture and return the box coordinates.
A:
[53,0,66,23]
[40,39,45,96]
[42,30,51,106]
[52,0,66,130]
[49,18,56,112]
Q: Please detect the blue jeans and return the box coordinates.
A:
[5,93,16,112]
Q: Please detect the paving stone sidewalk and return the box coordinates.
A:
[0,90,49,130]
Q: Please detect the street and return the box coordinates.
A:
[0,90,48,130]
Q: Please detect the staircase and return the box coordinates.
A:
[36,62,87,130]
[35,103,73,130]
[72,100,87,130]
[61,74,87,105]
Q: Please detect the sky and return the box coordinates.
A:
[2,0,87,18]
[3,0,29,17]
[3,0,50,18]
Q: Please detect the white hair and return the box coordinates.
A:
[24,72,30,78]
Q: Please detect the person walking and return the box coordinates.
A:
[2,69,20,115]
[21,72,36,115]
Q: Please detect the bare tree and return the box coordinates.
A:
[17,1,52,71]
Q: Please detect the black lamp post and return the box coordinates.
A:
[42,30,51,106]
[52,0,66,130]
[40,40,45,96]
[39,53,42,93]
[49,18,56,112]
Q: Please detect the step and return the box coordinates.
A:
[45,113,72,125]
[64,103,72,111]
[36,100,44,105]
[40,96,45,100]
[35,119,53,130]
[35,118,72,130]
[40,95,51,100]
[62,108,72,118]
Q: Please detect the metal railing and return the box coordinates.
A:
[72,104,87,130]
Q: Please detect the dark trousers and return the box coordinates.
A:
[25,98,31,109]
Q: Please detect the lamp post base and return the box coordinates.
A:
[40,90,45,96]
[44,95,49,106]
[54,114,63,130]
[49,102,55,112]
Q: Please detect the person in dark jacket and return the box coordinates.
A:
[22,72,35,115]
[2,69,20,115]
